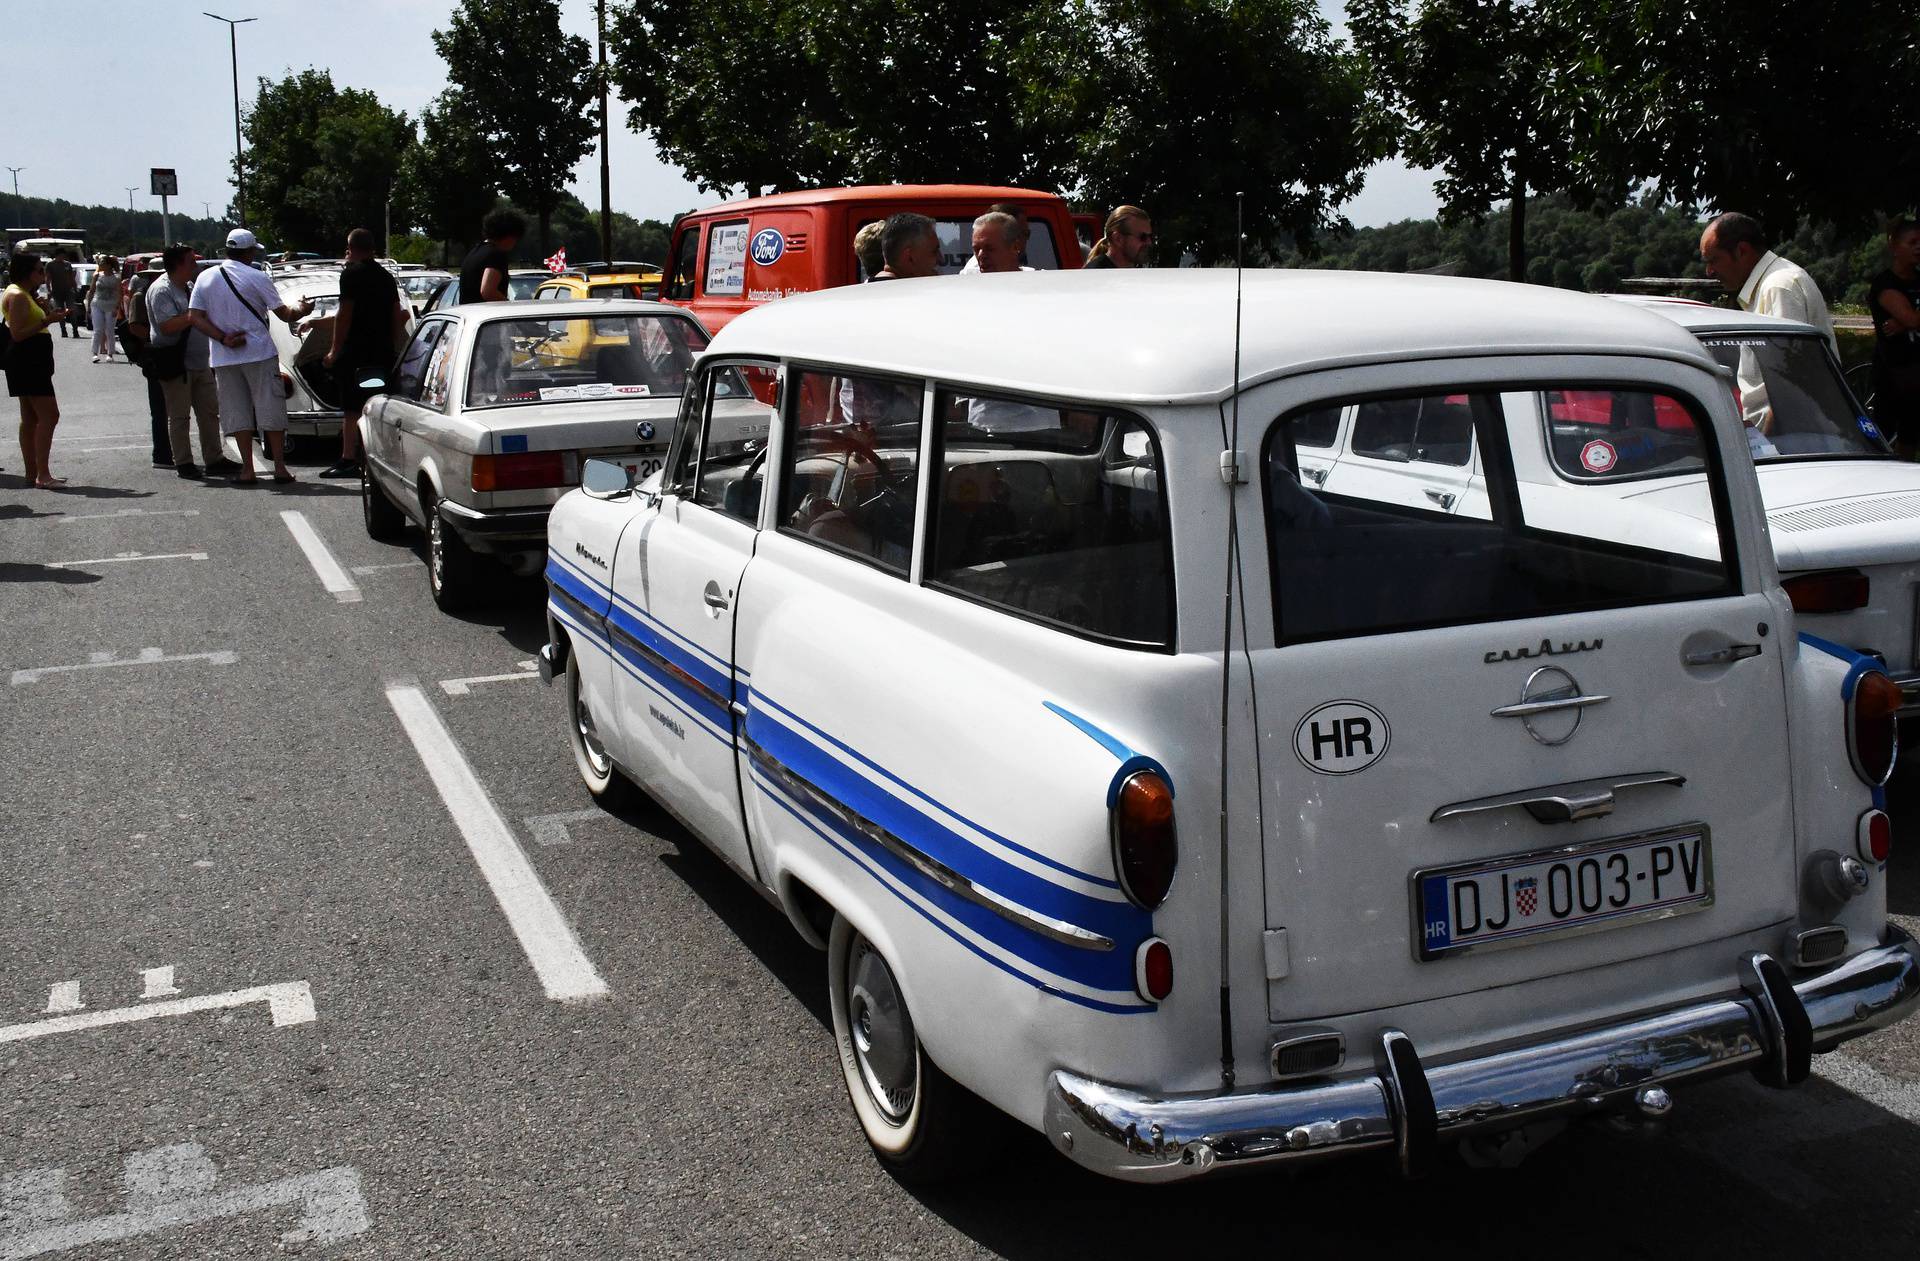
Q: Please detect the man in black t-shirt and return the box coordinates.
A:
[459,209,526,304]
[1868,218,1920,453]
[320,227,409,478]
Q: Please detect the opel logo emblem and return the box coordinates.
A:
[1519,666,1584,746]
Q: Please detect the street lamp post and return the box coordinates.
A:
[125,186,139,244]
[204,12,257,226]
[5,166,22,229]
[597,0,612,264]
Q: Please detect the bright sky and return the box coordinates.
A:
[5,0,1441,232]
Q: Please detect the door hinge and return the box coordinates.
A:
[1219,450,1246,485]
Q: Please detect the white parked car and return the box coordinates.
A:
[359,297,713,611]
[537,271,1917,1182]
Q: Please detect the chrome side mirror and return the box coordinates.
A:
[581,457,634,500]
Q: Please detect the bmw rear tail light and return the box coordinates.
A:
[1784,570,1870,613]
[472,451,567,492]
[1112,770,1176,910]
[1848,670,1901,786]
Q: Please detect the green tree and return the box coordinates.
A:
[239,69,413,253]
[1023,0,1375,264]
[609,0,1074,196]
[1558,0,1920,236]
[397,90,499,263]
[433,0,597,251]
[1351,0,1582,282]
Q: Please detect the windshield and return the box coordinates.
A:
[507,274,546,300]
[465,314,710,408]
[1697,332,1889,461]
[854,216,1063,275]
[402,274,447,299]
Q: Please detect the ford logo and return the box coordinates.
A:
[750,228,785,267]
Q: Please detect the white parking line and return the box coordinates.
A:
[60,443,148,453]
[53,432,144,443]
[385,683,609,1003]
[0,981,315,1044]
[47,551,207,569]
[278,511,362,604]
[10,648,238,685]
[52,508,201,523]
[440,661,538,696]
[349,560,420,575]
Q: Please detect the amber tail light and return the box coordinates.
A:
[1784,570,1870,613]
[472,451,567,492]
[1112,770,1177,910]
[1848,670,1901,786]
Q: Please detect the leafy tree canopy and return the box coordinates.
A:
[433,0,597,250]
[240,69,413,254]
[396,89,499,256]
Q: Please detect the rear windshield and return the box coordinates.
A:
[1267,388,1736,644]
[1696,332,1889,461]
[465,315,710,408]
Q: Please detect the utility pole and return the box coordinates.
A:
[204,13,257,225]
[5,167,22,229]
[597,0,612,264]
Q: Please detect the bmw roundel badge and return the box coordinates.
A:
[750,228,785,267]
[636,421,657,442]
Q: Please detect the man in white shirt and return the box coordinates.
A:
[187,228,314,484]
[1700,211,1834,435]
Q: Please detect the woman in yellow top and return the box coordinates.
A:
[4,254,70,486]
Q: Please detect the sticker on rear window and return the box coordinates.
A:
[1294,700,1390,775]
[1578,439,1617,474]
[1860,416,1884,442]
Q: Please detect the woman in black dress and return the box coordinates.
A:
[1868,219,1920,457]
[4,253,70,486]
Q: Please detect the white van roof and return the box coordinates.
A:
[706,269,1718,405]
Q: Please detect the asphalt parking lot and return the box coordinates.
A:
[5,334,1920,1258]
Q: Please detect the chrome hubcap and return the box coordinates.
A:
[574,687,611,777]
[428,510,444,589]
[847,938,916,1123]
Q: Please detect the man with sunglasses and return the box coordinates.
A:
[1084,206,1152,269]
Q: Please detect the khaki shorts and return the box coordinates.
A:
[216,357,287,435]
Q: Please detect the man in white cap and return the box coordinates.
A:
[186,228,313,484]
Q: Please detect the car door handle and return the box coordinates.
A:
[1683,642,1762,667]
[1431,771,1687,824]
[1423,488,1455,510]
[1302,467,1327,486]
[702,581,729,611]
[1490,690,1611,719]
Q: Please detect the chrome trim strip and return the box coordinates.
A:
[1490,692,1611,719]
[742,732,1114,952]
[438,498,551,524]
[1892,670,1920,718]
[1408,822,1714,962]
[607,620,731,716]
[546,581,605,634]
[1044,931,1920,1183]
[1430,770,1685,824]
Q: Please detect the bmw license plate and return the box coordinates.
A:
[593,447,666,484]
[1413,825,1713,960]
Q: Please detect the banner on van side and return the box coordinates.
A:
[707,224,748,296]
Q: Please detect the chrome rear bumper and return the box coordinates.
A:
[1044,928,1920,1183]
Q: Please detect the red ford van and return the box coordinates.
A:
[658,184,1085,335]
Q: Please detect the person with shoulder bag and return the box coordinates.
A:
[185,229,313,485]
[124,272,171,467]
[147,247,230,478]
[4,253,73,486]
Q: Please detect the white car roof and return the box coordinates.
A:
[1606,293,1821,337]
[705,270,1719,405]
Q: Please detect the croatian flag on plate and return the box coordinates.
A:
[544,245,568,274]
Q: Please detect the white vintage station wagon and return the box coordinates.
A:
[538,271,1918,1182]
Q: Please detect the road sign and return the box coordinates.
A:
[150,168,177,197]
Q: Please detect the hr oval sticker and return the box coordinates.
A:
[1294,700,1390,775]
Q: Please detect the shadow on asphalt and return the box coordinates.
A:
[23,481,154,501]
[0,562,103,585]
[0,503,61,520]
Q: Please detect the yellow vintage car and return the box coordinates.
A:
[530,265,666,369]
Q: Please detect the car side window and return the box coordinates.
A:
[391,320,445,401]
[1350,394,1474,466]
[778,367,923,576]
[667,228,700,301]
[690,363,779,525]
[928,389,1173,649]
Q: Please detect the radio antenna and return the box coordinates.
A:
[1213,190,1246,1091]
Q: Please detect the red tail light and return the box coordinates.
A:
[276,370,294,399]
[1849,670,1901,786]
[1112,770,1177,910]
[1135,938,1173,1002]
[1858,809,1893,864]
[1784,570,1870,613]
[472,451,567,492]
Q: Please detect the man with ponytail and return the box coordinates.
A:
[1083,205,1152,269]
